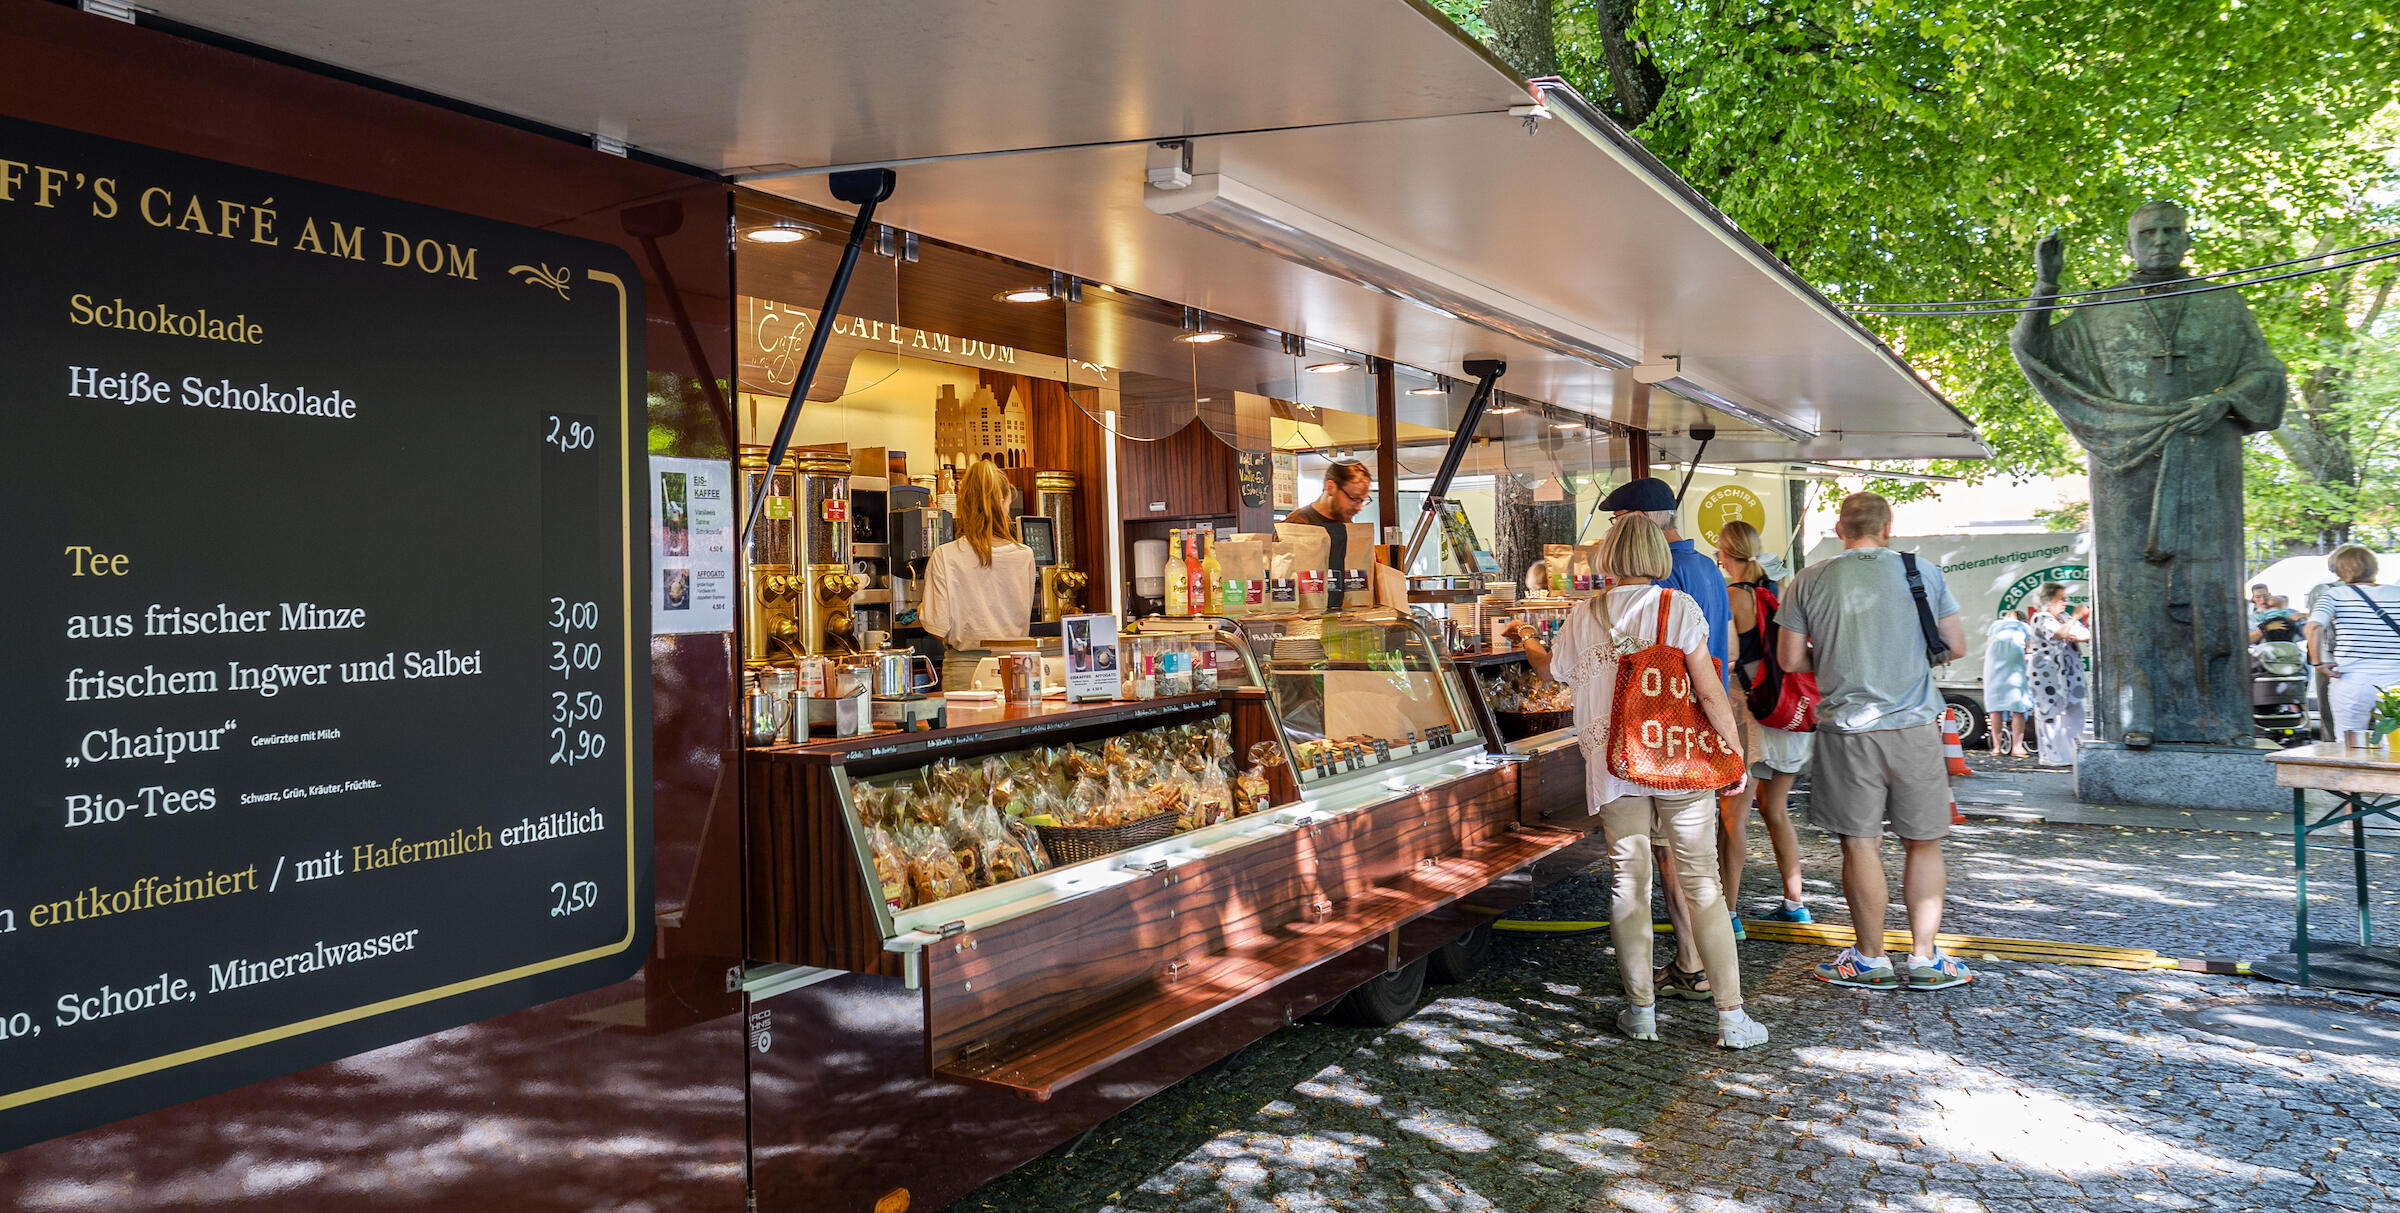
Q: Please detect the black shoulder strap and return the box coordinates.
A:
[1900,552,1945,666]
[2350,585,2400,640]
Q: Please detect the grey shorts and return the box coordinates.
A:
[1808,722,1951,841]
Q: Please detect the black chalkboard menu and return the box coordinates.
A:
[1236,449,1270,510]
[0,115,652,1151]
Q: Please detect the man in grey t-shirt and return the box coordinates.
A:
[1776,493,1971,992]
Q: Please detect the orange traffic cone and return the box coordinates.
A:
[1950,787,1966,826]
[1942,726,1971,776]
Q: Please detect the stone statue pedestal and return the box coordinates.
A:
[2073,738,2285,813]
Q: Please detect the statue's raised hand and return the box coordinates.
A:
[2035,230,2066,284]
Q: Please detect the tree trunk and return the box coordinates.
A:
[1493,472,1575,595]
[1588,0,1670,128]
[2270,274,2387,547]
[1479,0,1557,79]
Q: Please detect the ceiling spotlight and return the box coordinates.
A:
[1489,403,1522,415]
[1176,306,1232,344]
[1304,361,1354,374]
[996,285,1053,303]
[740,220,814,244]
[1552,419,1584,431]
[1409,373,1452,397]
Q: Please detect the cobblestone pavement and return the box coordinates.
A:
[943,811,2400,1213]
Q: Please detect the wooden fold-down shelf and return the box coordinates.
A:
[932,822,1576,1102]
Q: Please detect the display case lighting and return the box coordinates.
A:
[740,220,814,244]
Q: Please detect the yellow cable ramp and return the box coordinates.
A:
[1494,918,2251,975]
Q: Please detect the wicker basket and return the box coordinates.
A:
[1495,707,1573,741]
[1033,811,1181,866]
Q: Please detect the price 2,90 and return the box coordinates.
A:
[545,414,595,452]
[550,728,607,766]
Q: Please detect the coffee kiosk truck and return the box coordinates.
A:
[0,2,1982,1209]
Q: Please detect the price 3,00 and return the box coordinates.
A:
[549,728,607,766]
[550,640,601,679]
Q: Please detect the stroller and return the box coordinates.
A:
[2251,640,2311,745]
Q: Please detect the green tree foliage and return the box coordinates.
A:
[1432,0,2400,512]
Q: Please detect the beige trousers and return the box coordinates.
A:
[1602,791,1745,1010]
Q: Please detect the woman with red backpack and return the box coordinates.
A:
[1508,515,1767,1050]
[1715,520,1814,926]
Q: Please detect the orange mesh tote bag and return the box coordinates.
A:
[1605,588,1745,791]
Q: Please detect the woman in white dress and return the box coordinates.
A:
[2026,584,2089,766]
[1508,515,1766,1050]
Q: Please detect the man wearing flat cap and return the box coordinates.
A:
[1600,476,1732,681]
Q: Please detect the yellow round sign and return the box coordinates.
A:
[1693,484,1766,547]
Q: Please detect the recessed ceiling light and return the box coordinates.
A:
[1408,384,1448,396]
[1176,329,1231,344]
[1304,361,1354,374]
[1552,420,1583,430]
[740,221,812,244]
[996,286,1053,303]
[1489,403,1522,415]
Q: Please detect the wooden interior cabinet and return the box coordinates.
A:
[1115,418,1236,522]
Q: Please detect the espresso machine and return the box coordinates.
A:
[793,449,862,655]
[1029,470,1087,622]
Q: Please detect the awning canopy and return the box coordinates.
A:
[143,0,1985,463]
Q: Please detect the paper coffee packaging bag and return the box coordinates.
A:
[1275,523,1332,613]
[1341,522,1376,608]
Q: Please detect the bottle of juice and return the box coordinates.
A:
[1186,530,1207,617]
[1164,529,1189,617]
[1199,531,1221,615]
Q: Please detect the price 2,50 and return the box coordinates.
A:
[550,880,599,917]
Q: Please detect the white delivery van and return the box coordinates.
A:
[1802,532,2093,749]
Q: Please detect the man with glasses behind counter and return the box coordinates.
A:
[1284,458,1373,575]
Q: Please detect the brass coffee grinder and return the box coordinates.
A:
[794,449,862,654]
[1031,470,1087,622]
[740,448,804,664]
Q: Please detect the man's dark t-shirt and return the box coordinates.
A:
[1285,501,1347,572]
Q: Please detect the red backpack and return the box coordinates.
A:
[1741,582,1819,733]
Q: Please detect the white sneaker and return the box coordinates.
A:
[1617,1003,1659,1041]
[1718,1008,1769,1050]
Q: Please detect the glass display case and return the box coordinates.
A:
[1233,610,1485,785]
[745,611,1509,969]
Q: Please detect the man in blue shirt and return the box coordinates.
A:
[1596,476,1741,991]
[1599,477,1732,684]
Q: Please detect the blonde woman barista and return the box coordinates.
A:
[921,459,1036,689]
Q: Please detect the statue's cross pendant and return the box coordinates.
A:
[2151,343,2188,375]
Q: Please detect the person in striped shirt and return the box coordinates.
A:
[2305,545,2400,734]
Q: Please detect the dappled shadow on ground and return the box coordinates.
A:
[943,825,2400,1213]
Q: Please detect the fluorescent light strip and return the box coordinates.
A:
[1146,172,1638,373]
[1146,172,1821,444]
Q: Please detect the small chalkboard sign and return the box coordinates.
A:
[1236,450,1270,509]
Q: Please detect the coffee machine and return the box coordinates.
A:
[1027,470,1087,621]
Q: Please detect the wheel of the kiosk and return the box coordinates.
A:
[1938,694,1986,750]
[1428,923,1497,984]
[1327,956,1429,1026]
